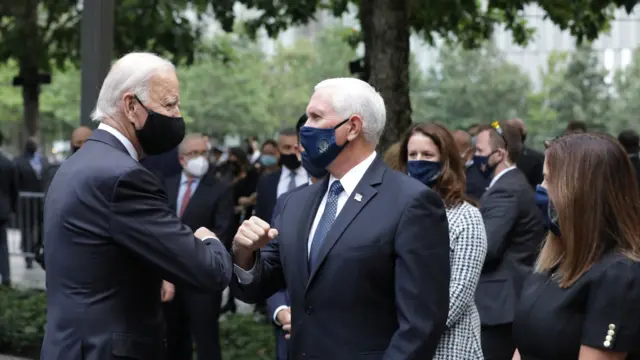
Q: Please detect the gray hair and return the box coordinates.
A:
[313,78,386,144]
[178,133,206,154]
[90,52,175,122]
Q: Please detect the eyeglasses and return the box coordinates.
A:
[183,150,210,158]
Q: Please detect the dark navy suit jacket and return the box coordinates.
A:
[254,169,282,224]
[41,129,232,360]
[139,147,182,179]
[475,169,545,326]
[265,183,308,360]
[231,155,451,360]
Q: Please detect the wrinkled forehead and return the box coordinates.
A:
[187,137,207,149]
[147,70,179,102]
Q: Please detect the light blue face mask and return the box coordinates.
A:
[259,154,278,167]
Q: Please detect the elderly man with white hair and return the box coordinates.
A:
[41,52,232,360]
[231,78,451,360]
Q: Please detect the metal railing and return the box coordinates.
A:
[8,191,45,259]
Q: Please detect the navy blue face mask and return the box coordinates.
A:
[301,151,328,179]
[535,185,561,237]
[299,118,350,170]
[473,153,497,179]
[547,199,561,237]
[407,160,441,187]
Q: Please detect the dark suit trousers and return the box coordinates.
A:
[0,224,9,284]
[164,289,223,360]
[481,323,515,360]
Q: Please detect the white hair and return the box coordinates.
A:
[90,52,175,122]
[313,77,386,144]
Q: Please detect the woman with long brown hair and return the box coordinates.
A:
[513,133,640,360]
[399,123,487,360]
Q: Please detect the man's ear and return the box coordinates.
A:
[347,115,364,141]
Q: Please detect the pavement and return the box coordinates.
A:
[3,228,257,358]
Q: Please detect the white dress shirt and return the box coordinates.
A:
[277,166,309,198]
[489,165,516,188]
[98,123,139,160]
[176,172,201,215]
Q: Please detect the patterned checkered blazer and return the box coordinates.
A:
[433,201,487,360]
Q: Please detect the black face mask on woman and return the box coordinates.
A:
[134,95,185,155]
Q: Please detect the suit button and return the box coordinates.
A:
[305,305,313,315]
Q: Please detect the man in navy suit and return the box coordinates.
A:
[42,52,232,360]
[231,78,450,360]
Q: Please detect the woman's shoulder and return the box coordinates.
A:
[587,252,640,281]
[447,201,483,228]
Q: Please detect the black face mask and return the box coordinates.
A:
[134,95,185,155]
[279,153,301,170]
[25,141,37,155]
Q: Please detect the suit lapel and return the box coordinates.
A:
[182,173,215,220]
[306,156,385,290]
[296,177,329,284]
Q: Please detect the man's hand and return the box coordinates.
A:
[161,280,175,302]
[194,227,218,241]
[276,307,292,340]
[232,216,278,269]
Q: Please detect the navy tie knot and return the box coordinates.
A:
[329,180,343,197]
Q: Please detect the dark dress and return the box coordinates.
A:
[513,251,640,360]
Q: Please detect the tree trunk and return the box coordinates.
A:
[19,0,40,146]
[359,0,412,153]
[21,68,40,142]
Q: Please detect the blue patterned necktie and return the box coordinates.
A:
[287,170,297,191]
[309,180,344,269]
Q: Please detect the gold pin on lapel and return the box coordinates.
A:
[354,193,362,202]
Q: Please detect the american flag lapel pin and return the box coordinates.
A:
[354,193,362,202]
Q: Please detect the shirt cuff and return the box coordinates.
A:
[273,305,289,326]
[201,236,219,242]
[233,262,258,284]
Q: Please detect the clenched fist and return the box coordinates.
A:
[194,227,218,241]
[233,216,278,268]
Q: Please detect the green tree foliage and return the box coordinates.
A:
[546,45,612,132]
[411,43,532,130]
[0,26,357,149]
[213,0,639,151]
[610,48,640,133]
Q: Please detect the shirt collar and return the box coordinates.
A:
[281,166,296,177]
[180,172,200,184]
[98,123,138,160]
[328,151,377,197]
[490,165,516,188]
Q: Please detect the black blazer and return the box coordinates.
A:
[465,164,489,201]
[254,169,281,224]
[475,168,545,326]
[231,155,451,360]
[516,147,545,189]
[164,170,235,248]
[0,152,17,223]
[14,155,44,192]
[41,129,232,360]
